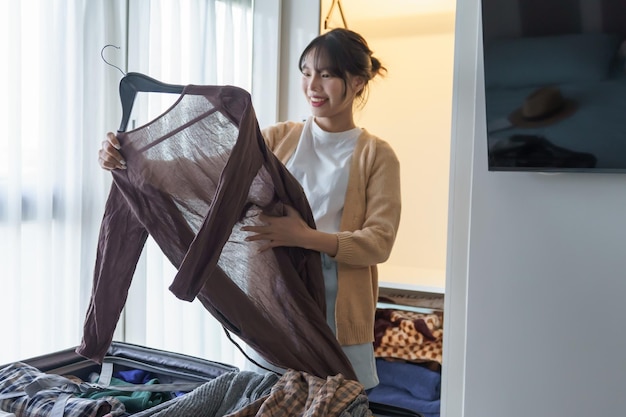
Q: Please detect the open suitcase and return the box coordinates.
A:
[0,341,422,417]
[0,341,239,416]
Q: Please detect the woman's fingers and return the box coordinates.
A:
[242,228,265,241]
[106,132,121,149]
[98,133,126,170]
[98,147,126,170]
[242,208,303,251]
[241,224,275,252]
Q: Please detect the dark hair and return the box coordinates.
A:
[298,28,386,108]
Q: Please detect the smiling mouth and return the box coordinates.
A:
[310,97,327,106]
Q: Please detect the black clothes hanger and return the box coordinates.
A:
[101,45,186,132]
[118,72,185,132]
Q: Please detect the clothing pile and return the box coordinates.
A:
[369,308,444,417]
[0,361,369,417]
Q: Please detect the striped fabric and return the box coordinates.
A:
[0,362,126,417]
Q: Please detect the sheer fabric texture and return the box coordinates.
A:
[78,85,356,380]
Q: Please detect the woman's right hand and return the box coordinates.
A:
[98,132,127,170]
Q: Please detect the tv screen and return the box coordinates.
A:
[481,0,626,172]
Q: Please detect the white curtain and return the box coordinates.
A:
[0,0,126,364]
[115,0,254,370]
[0,0,273,370]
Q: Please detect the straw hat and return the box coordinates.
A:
[508,86,578,128]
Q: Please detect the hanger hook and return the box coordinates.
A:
[101,44,126,76]
[324,0,348,30]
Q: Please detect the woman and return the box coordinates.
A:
[98,28,401,390]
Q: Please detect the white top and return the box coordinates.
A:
[285,117,361,232]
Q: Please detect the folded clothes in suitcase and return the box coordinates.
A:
[0,341,422,417]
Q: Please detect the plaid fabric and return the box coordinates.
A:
[225,369,370,417]
[374,309,444,364]
[0,362,126,417]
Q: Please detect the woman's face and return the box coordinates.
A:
[300,51,363,132]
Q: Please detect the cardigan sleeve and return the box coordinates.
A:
[334,138,401,266]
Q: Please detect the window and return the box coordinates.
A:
[0,0,280,367]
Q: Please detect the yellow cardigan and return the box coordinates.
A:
[262,118,401,346]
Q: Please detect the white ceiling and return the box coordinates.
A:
[337,0,457,22]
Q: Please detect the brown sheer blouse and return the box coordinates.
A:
[76,85,356,381]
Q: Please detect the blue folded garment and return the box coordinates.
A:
[375,359,441,401]
[367,384,440,417]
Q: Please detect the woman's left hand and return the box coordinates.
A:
[242,205,312,251]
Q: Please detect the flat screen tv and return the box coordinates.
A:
[481,0,626,172]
